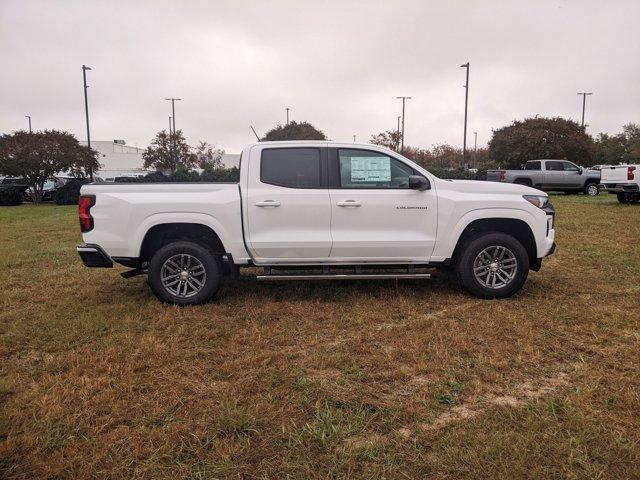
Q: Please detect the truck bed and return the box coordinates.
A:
[80,182,248,262]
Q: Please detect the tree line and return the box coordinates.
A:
[1,117,638,204]
[370,117,640,171]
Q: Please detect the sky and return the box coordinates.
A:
[1,0,639,153]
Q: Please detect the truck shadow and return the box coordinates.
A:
[218,270,463,303]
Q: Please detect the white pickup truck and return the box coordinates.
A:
[599,164,640,203]
[77,141,556,304]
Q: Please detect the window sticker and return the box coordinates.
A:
[349,156,391,182]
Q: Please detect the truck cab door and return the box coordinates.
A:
[245,146,332,261]
[327,148,437,261]
[562,161,582,188]
[543,161,566,189]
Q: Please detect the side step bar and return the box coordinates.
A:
[257,273,431,281]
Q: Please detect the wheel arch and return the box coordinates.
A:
[513,178,533,186]
[450,218,537,267]
[138,221,227,262]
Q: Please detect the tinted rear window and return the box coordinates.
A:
[261,148,321,188]
[524,161,541,170]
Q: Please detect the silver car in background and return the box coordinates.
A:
[487,160,601,195]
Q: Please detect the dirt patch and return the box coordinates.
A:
[408,365,577,434]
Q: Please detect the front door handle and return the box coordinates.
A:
[337,200,361,207]
[255,200,281,207]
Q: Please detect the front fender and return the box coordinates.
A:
[431,207,541,261]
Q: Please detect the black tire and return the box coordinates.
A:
[148,241,221,305]
[456,232,529,299]
[617,193,629,204]
[584,182,599,196]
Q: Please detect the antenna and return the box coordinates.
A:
[250,125,260,141]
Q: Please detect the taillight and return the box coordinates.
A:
[499,170,506,181]
[78,195,95,232]
[628,166,636,181]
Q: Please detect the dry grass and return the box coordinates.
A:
[1,194,639,479]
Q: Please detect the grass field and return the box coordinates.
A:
[1,194,639,479]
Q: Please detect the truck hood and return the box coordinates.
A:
[438,179,545,196]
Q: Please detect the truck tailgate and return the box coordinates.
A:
[600,165,631,183]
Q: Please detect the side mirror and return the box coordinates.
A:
[409,175,431,191]
[579,166,584,174]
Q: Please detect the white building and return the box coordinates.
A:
[80,140,240,180]
[80,140,146,180]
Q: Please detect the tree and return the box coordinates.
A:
[262,121,327,141]
[622,123,640,161]
[370,130,401,152]
[591,123,639,166]
[143,129,197,174]
[488,117,594,168]
[0,130,99,203]
[194,141,224,169]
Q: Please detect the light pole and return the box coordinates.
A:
[82,65,93,181]
[286,107,290,125]
[577,92,593,128]
[473,131,477,167]
[397,115,401,150]
[396,96,411,152]
[165,98,181,134]
[169,116,172,134]
[460,62,470,169]
[25,115,32,133]
[353,134,356,142]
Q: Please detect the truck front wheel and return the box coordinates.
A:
[456,233,529,299]
[584,183,599,196]
[148,241,221,305]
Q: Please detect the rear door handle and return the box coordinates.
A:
[337,200,361,207]
[255,200,281,207]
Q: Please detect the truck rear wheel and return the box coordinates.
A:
[617,193,629,204]
[148,241,221,305]
[456,232,529,299]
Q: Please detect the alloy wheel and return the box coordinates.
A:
[473,245,518,289]
[160,254,207,298]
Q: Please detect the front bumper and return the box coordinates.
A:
[77,244,113,268]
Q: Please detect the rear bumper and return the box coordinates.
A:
[601,183,639,193]
[77,244,113,268]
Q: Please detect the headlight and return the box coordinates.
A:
[523,195,549,208]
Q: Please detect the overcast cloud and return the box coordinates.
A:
[1,0,639,153]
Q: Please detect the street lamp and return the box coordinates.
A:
[286,107,290,125]
[82,65,93,181]
[165,98,182,134]
[577,92,593,128]
[460,62,470,169]
[396,96,412,152]
[25,115,32,133]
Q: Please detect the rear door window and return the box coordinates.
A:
[260,148,321,188]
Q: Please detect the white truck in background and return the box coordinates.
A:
[599,164,640,203]
[77,141,556,304]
